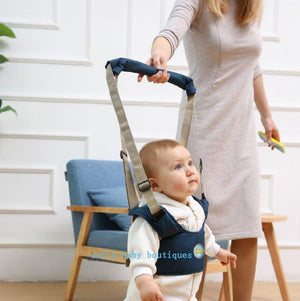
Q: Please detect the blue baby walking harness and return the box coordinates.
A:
[129,196,208,275]
[105,58,207,275]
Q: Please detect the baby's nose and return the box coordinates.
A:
[186,166,194,175]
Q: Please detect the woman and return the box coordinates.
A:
[138,1,280,300]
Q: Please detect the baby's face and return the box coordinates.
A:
[151,145,200,203]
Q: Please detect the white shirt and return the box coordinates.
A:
[124,192,220,301]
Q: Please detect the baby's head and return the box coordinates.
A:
[139,139,200,203]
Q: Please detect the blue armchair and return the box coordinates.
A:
[64,159,130,301]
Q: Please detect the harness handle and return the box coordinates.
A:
[105,57,196,96]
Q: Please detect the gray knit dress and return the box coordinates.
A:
[158,0,263,240]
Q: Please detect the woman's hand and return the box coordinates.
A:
[138,37,171,84]
[261,115,280,146]
[137,55,170,84]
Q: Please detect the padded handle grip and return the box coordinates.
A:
[105,57,196,96]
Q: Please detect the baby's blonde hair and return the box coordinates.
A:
[139,139,182,178]
[198,0,263,25]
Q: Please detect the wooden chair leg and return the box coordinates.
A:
[219,280,225,301]
[262,222,290,301]
[196,256,208,300]
[65,212,94,301]
[65,253,83,301]
[228,265,233,301]
[219,267,232,301]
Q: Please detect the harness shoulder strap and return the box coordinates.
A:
[129,205,183,239]
[192,195,209,219]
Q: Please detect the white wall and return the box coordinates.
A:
[0,0,299,282]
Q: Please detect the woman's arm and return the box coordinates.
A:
[254,74,280,142]
[138,0,198,83]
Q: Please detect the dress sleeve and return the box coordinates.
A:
[156,0,200,56]
[127,216,160,278]
[253,62,263,79]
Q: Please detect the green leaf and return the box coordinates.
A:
[0,105,17,116]
[0,23,16,38]
[0,54,9,64]
[0,99,2,108]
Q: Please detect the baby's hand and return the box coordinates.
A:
[135,274,164,301]
[215,248,237,269]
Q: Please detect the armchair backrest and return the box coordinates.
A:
[66,159,126,243]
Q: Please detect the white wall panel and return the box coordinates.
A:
[0,0,299,282]
[0,0,58,28]
[0,0,91,64]
[128,0,161,60]
[261,0,279,41]
[258,143,300,244]
[261,0,300,71]
[0,167,54,213]
[263,74,300,106]
[0,132,87,246]
[260,172,275,213]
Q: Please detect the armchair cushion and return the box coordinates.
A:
[88,185,131,231]
[87,230,128,251]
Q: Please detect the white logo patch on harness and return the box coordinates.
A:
[193,243,204,259]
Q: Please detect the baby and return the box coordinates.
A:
[124,139,237,301]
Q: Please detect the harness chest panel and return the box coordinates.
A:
[129,196,209,276]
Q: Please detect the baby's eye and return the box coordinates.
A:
[188,160,193,167]
[175,164,182,170]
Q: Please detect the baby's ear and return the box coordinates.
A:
[149,178,162,192]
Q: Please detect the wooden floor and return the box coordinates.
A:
[0,281,299,301]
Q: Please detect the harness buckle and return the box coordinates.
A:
[199,158,203,174]
[152,209,165,222]
[137,179,151,192]
[120,150,127,159]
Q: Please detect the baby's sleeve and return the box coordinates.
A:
[127,216,160,279]
[204,223,220,257]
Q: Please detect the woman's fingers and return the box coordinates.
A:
[137,57,170,83]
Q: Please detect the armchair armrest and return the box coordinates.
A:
[67,205,129,214]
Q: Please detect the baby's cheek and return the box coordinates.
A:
[173,181,187,192]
